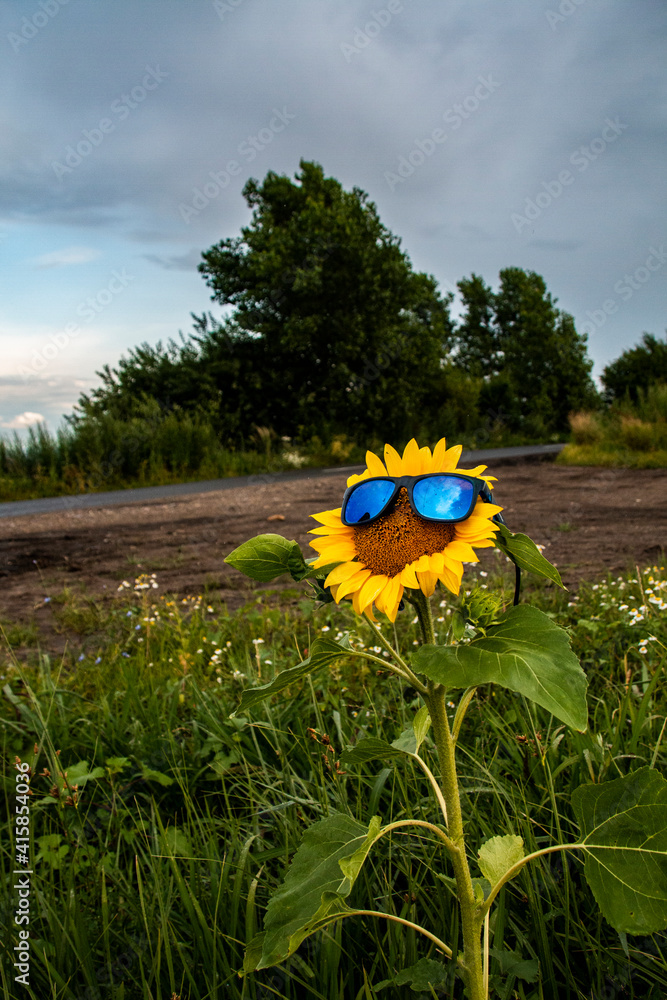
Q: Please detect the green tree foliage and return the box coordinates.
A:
[455,268,598,434]
[198,160,454,441]
[70,314,260,444]
[63,164,598,457]
[601,332,667,402]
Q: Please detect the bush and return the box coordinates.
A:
[560,383,667,467]
[619,415,656,452]
[569,411,603,445]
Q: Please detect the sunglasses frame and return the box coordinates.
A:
[341,472,495,527]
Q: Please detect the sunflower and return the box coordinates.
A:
[309,437,503,622]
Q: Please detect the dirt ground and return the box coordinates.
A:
[0,459,665,654]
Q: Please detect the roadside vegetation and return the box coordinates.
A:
[559,382,667,468]
[1,557,666,998]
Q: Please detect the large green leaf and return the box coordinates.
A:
[231,635,351,717]
[571,766,667,934]
[340,710,431,767]
[250,812,381,970]
[478,834,525,886]
[495,523,564,589]
[340,736,409,767]
[413,605,587,731]
[225,533,310,582]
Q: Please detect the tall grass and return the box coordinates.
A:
[0,396,546,504]
[0,405,297,502]
[560,382,667,467]
[1,557,666,998]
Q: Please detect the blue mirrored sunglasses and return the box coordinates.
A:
[341,473,503,527]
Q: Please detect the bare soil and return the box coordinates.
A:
[1,460,665,655]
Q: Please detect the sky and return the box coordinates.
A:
[1,0,666,434]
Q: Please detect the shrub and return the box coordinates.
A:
[569,410,603,445]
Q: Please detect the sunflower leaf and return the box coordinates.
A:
[413,605,587,731]
[225,533,310,582]
[478,834,525,886]
[571,766,667,934]
[340,733,415,766]
[252,812,381,970]
[495,523,565,589]
[231,635,352,717]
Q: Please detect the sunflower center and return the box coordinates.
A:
[352,488,455,578]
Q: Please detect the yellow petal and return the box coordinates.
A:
[385,578,404,622]
[414,553,431,572]
[309,523,353,536]
[455,516,497,538]
[460,464,487,477]
[432,437,448,470]
[478,502,504,519]
[309,538,357,560]
[445,540,479,562]
[442,554,464,580]
[357,574,390,613]
[384,442,403,476]
[325,561,365,587]
[400,562,420,588]
[429,552,445,573]
[336,568,372,600]
[310,508,343,526]
[418,446,432,473]
[439,566,461,595]
[441,444,463,471]
[346,469,371,487]
[401,438,421,475]
[365,449,387,477]
[376,574,402,617]
[417,569,438,597]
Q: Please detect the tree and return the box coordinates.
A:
[198,160,454,441]
[601,333,667,402]
[455,267,598,434]
[69,314,261,445]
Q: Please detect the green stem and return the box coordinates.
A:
[308,908,454,959]
[426,687,485,998]
[409,590,435,646]
[411,590,485,999]
[372,817,456,859]
[362,613,428,693]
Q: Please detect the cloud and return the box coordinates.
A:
[143,248,203,271]
[1,411,45,429]
[30,245,102,268]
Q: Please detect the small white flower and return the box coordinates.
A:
[321,626,330,632]
[252,638,265,645]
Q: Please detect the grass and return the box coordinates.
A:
[1,557,666,998]
[558,383,667,468]
[0,398,563,504]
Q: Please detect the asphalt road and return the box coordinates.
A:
[0,443,565,519]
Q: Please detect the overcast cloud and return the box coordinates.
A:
[1,0,665,432]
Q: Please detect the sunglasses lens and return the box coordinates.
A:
[344,480,395,524]
[412,476,474,521]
